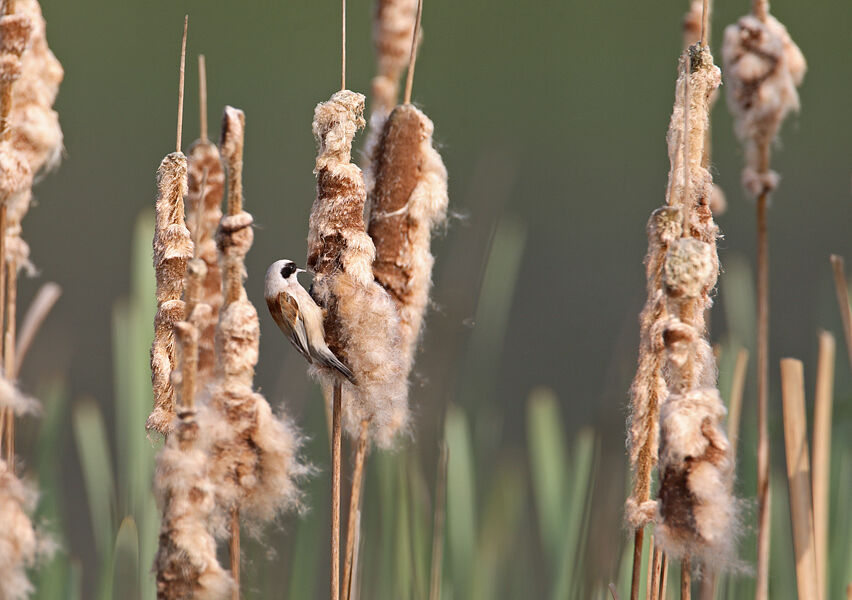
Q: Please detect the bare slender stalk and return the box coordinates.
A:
[755,191,771,600]
[779,358,819,600]
[342,419,369,600]
[727,348,749,459]
[630,529,645,600]
[230,507,240,600]
[198,54,208,142]
[340,0,346,90]
[649,543,663,600]
[331,381,342,600]
[429,442,448,600]
[4,259,16,463]
[812,332,834,600]
[13,281,60,378]
[829,256,852,373]
[659,554,669,600]
[402,0,422,105]
[752,0,768,22]
[681,556,691,600]
[609,583,620,600]
[176,16,187,152]
[646,533,656,600]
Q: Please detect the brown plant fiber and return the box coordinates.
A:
[186,139,225,385]
[307,90,408,448]
[368,103,448,369]
[148,152,193,435]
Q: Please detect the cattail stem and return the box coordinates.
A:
[342,420,369,600]
[699,0,710,46]
[649,543,663,600]
[659,554,669,600]
[699,568,716,600]
[176,16,187,153]
[813,331,834,600]
[340,0,346,90]
[14,282,61,379]
[3,259,16,463]
[755,192,771,600]
[198,54,208,142]
[630,528,645,600]
[780,359,819,600]
[609,583,620,600]
[429,442,448,600]
[230,507,240,600]
[331,381,343,600]
[645,534,656,600]
[0,204,5,459]
[402,0,423,105]
[752,0,768,22]
[829,256,852,373]
[681,557,691,600]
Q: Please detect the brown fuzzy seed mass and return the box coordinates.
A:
[308,90,408,447]
[148,152,193,435]
[368,104,448,369]
[186,140,225,385]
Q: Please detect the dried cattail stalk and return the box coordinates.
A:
[723,11,805,197]
[308,90,407,448]
[812,331,834,600]
[370,0,418,122]
[368,103,447,370]
[154,260,234,599]
[652,46,737,570]
[186,135,225,385]
[147,152,193,435]
[197,106,306,530]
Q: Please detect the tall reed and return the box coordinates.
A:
[722,6,806,596]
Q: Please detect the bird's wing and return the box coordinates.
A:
[267,291,313,363]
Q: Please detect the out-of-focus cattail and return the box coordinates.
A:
[652,46,737,569]
[186,56,225,386]
[198,106,306,529]
[367,103,447,371]
[0,459,39,600]
[307,90,408,448]
[723,11,805,198]
[154,259,234,600]
[370,0,418,124]
[147,151,193,435]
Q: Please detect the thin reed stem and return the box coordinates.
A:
[752,0,768,22]
[755,191,771,600]
[340,0,346,90]
[3,259,16,463]
[829,255,852,373]
[331,381,342,600]
[699,0,710,46]
[198,54,208,142]
[0,204,6,459]
[176,16,187,152]
[429,442,448,600]
[649,543,663,600]
[403,0,423,105]
[230,507,240,600]
[681,556,691,600]
[727,348,749,459]
[342,420,369,600]
[780,359,819,600]
[630,528,645,600]
[609,583,620,600]
[14,282,61,378]
[699,568,716,600]
[812,332,834,600]
[646,534,656,600]
[659,554,669,600]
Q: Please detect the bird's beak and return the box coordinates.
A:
[297,268,306,274]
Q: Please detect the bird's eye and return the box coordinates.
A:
[280,263,297,279]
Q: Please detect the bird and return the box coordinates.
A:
[264,259,356,384]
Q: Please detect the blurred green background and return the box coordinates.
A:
[11,0,852,598]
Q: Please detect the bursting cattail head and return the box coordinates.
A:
[308,90,408,447]
[148,152,193,435]
[723,13,805,197]
[368,103,448,369]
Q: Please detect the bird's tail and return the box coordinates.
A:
[318,350,357,385]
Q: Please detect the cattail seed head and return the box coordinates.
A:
[663,238,715,300]
[148,151,194,435]
[308,90,408,447]
[723,13,805,196]
[0,460,39,600]
[371,0,419,117]
[368,103,448,372]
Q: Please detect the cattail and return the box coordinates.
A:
[652,46,737,569]
[367,103,447,370]
[186,137,225,385]
[723,11,805,197]
[147,151,193,435]
[197,106,306,529]
[154,258,234,600]
[308,90,408,448]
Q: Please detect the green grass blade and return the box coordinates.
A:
[445,405,476,598]
[72,397,116,560]
[111,517,140,600]
[526,386,568,558]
